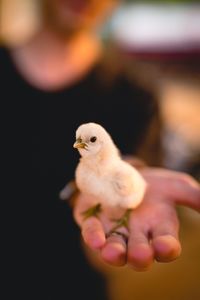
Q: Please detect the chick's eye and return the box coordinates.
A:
[90,136,97,143]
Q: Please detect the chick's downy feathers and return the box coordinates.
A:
[73,122,146,211]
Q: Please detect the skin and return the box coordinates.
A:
[10,0,116,91]
[74,168,200,270]
[41,0,117,35]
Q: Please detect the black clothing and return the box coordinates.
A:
[1,48,157,299]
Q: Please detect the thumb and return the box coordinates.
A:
[170,174,200,212]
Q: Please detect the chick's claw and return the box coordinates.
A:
[81,203,102,220]
[109,209,132,234]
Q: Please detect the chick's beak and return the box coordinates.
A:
[73,141,87,149]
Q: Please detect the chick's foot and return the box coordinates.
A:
[109,209,132,234]
[82,203,102,220]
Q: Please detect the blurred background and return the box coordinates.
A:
[1,0,199,299]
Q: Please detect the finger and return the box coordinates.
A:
[170,174,200,211]
[153,235,181,263]
[81,217,106,250]
[128,223,154,271]
[101,231,127,267]
[141,169,200,211]
[73,194,96,226]
[152,217,181,262]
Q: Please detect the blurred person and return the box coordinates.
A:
[1,0,200,300]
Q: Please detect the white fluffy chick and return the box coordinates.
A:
[73,122,146,231]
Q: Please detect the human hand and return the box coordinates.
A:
[73,168,200,271]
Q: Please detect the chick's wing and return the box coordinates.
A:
[111,163,135,197]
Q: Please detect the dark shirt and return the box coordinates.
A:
[1,48,158,299]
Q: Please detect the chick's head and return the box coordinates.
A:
[73,122,116,158]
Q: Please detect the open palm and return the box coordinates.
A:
[73,168,200,270]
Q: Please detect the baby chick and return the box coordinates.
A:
[73,122,146,232]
